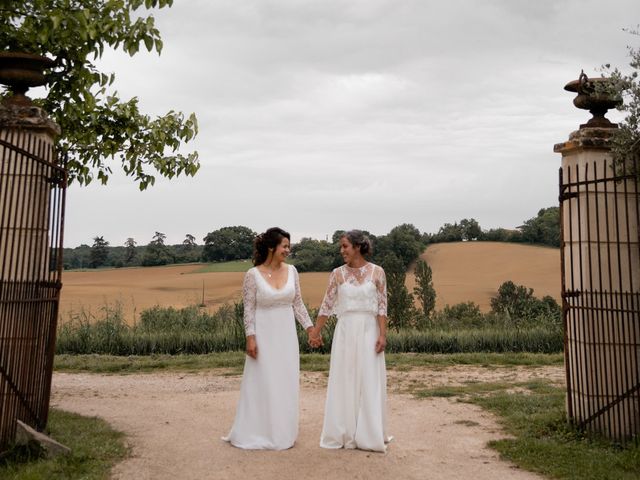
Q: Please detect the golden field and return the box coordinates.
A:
[59,241,560,324]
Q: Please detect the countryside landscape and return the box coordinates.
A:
[2,1,639,480]
[11,212,638,480]
[59,241,560,324]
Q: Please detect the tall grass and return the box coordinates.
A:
[57,303,246,355]
[57,302,563,355]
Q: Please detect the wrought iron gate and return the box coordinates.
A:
[0,131,66,451]
[560,154,640,442]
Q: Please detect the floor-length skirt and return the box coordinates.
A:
[320,311,389,452]
[223,305,300,449]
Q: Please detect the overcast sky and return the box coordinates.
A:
[60,0,639,247]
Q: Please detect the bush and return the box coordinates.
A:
[432,302,484,329]
[489,281,562,331]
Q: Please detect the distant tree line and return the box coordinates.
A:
[62,206,560,271]
[426,207,559,247]
[63,223,427,271]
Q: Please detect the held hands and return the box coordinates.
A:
[375,335,386,354]
[307,326,323,349]
[246,335,258,359]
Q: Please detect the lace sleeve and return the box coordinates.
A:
[291,266,313,329]
[318,269,339,317]
[375,266,388,317]
[242,269,257,336]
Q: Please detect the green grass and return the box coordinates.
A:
[0,409,127,480]
[477,387,640,479]
[412,378,640,479]
[54,352,248,374]
[53,351,563,374]
[384,352,563,369]
[190,260,253,273]
[411,379,551,398]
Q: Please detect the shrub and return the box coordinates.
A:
[490,281,562,329]
[432,302,484,329]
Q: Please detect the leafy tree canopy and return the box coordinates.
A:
[519,207,560,247]
[375,224,424,269]
[0,0,199,190]
[290,238,338,272]
[89,235,109,267]
[601,28,640,169]
[202,226,256,263]
[142,231,173,266]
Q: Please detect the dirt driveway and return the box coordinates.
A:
[51,366,562,480]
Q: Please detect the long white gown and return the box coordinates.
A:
[222,264,312,450]
[319,263,391,452]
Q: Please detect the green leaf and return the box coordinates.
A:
[4,0,199,190]
[144,36,153,51]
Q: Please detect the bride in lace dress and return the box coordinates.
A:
[222,227,316,450]
[310,230,391,452]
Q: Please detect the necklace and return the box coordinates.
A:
[263,264,280,278]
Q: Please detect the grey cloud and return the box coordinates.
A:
[62,0,640,246]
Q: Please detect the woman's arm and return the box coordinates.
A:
[291,266,315,339]
[375,314,387,353]
[375,266,388,354]
[242,269,258,359]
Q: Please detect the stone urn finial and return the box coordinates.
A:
[0,52,55,107]
[564,71,622,129]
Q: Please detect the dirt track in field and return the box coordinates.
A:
[59,242,560,324]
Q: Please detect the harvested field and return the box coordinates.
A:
[59,242,560,324]
[59,264,328,325]
[407,242,560,311]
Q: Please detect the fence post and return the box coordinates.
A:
[0,53,65,452]
[554,73,640,442]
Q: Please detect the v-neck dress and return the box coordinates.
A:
[318,263,391,452]
[223,264,313,450]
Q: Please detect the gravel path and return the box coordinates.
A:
[51,366,562,480]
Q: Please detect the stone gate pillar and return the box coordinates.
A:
[554,73,640,442]
[0,52,65,452]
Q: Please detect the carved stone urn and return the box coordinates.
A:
[0,52,55,106]
[564,71,622,129]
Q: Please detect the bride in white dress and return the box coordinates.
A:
[310,230,391,452]
[223,227,316,450]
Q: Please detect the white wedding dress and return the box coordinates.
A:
[318,263,391,452]
[223,264,312,450]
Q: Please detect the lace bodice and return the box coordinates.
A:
[318,263,387,317]
[242,264,313,336]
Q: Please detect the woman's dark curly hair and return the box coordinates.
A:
[253,227,290,266]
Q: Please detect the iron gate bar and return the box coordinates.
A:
[621,158,637,433]
[605,158,621,437]
[0,129,66,448]
[560,154,640,441]
[559,166,574,420]
[585,162,601,430]
[0,361,38,421]
[575,163,586,426]
[582,371,640,427]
